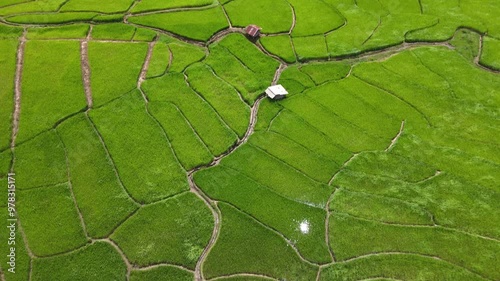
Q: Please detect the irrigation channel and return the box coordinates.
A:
[4,14,498,280]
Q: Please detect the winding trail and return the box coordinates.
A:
[80,41,93,108]
[10,29,26,150]
[189,93,266,281]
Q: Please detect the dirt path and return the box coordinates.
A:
[137,37,157,88]
[80,41,93,108]
[385,120,405,152]
[10,29,26,150]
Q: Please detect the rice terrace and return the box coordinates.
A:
[0,0,499,280]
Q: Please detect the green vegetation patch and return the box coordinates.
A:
[0,24,23,39]
[330,213,500,280]
[205,34,279,104]
[91,23,136,41]
[449,29,480,61]
[288,0,344,37]
[320,253,487,281]
[18,40,86,142]
[131,0,213,13]
[331,188,433,225]
[88,42,148,106]
[148,102,213,170]
[129,6,228,41]
[250,131,339,183]
[0,40,17,149]
[143,73,238,156]
[146,42,170,78]
[112,193,213,268]
[14,130,67,189]
[224,0,292,33]
[300,62,351,84]
[195,165,331,263]
[167,42,206,73]
[60,0,135,13]
[260,35,296,63]
[221,144,331,206]
[27,24,89,39]
[185,63,250,137]
[130,266,193,281]
[204,203,317,280]
[89,91,188,203]
[57,114,138,238]
[18,183,87,256]
[6,12,98,24]
[293,35,328,60]
[0,0,66,16]
[32,242,127,281]
[480,36,500,71]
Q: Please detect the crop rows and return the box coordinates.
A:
[0,0,499,280]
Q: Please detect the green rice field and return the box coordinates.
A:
[0,0,499,280]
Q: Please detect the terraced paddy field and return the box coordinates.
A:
[0,0,499,280]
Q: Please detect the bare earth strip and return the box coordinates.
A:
[80,41,93,109]
[10,29,26,150]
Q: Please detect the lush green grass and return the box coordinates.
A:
[185,63,250,137]
[146,42,170,78]
[88,42,148,106]
[320,253,487,281]
[449,29,480,61]
[132,27,157,42]
[18,40,86,142]
[60,0,134,13]
[218,34,279,77]
[89,91,188,203]
[330,213,500,280]
[293,35,328,60]
[131,0,213,13]
[331,187,433,225]
[222,144,331,206]
[268,110,352,165]
[142,73,238,156]
[300,62,351,84]
[56,114,138,238]
[14,130,67,189]
[224,0,292,33]
[27,24,89,39]
[203,203,318,280]
[5,12,98,24]
[195,165,331,263]
[0,40,17,150]
[129,6,228,41]
[130,266,193,281]
[281,94,388,152]
[260,35,296,63]
[112,193,213,268]
[31,242,126,281]
[0,24,23,39]
[480,36,500,71]
[167,42,206,73]
[0,150,11,177]
[288,0,344,37]
[17,183,87,256]
[91,23,136,41]
[249,131,339,183]
[326,5,380,57]
[148,102,213,170]
[0,0,66,16]
[277,65,316,95]
[205,34,278,104]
